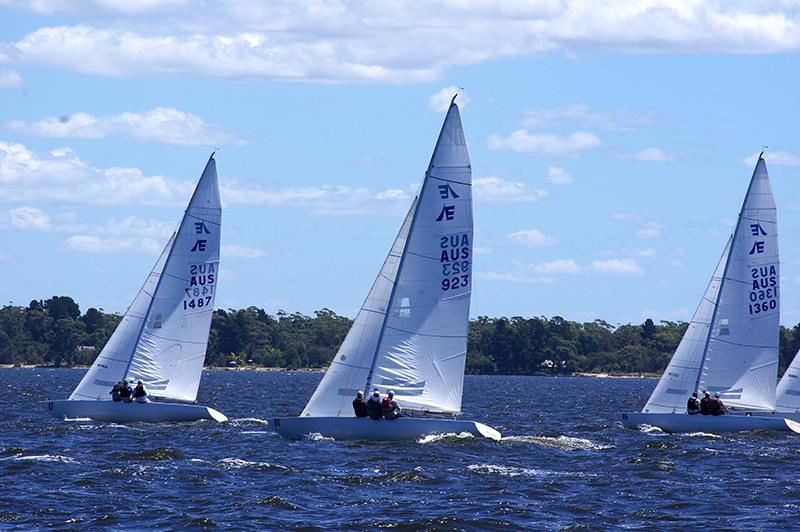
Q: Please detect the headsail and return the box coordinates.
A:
[70,155,221,403]
[642,155,778,413]
[301,198,417,417]
[367,100,472,414]
[777,350,800,411]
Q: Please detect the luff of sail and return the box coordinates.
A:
[301,198,417,417]
[367,100,472,414]
[69,155,221,403]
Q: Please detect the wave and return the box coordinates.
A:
[303,432,335,442]
[467,463,553,478]
[228,417,270,426]
[63,417,93,422]
[240,430,272,435]
[6,454,76,463]
[638,424,665,434]
[681,431,722,438]
[501,435,612,451]
[112,447,184,461]
[417,432,475,444]
[249,495,298,510]
[217,457,289,471]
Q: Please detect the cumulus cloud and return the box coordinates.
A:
[636,222,663,239]
[474,270,558,285]
[621,147,674,162]
[744,150,800,167]
[529,259,580,275]
[0,69,23,89]
[8,206,51,230]
[3,2,798,82]
[7,107,243,146]
[473,176,547,203]
[507,228,558,247]
[487,130,600,157]
[63,235,162,254]
[590,258,644,276]
[522,103,653,131]
[221,244,266,259]
[428,86,470,113]
[545,166,574,185]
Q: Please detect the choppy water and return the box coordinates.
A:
[2,368,799,530]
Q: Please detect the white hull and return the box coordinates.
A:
[46,400,227,423]
[729,409,800,425]
[272,416,501,441]
[621,412,800,433]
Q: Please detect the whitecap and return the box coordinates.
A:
[417,432,475,444]
[466,464,551,478]
[638,424,665,434]
[240,430,272,435]
[217,457,287,470]
[303,432,334,442]
[228,418,270,426]
[501,435,612,451]
[63,417,93,422]
[12,454,76,463]
[681,431,722,439]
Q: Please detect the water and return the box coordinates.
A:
[1,368,799,530]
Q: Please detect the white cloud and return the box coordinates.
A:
[4,3,800,82]
[598,247,657,258]
[63,235,162,254]
[590,258,644,276]
[507,228,558,247]
[8,206,51,230]
[545,166,574,185]
[428,86,470,113]
[7,107,242,146]
[529,259,580,275]
[612,212,640,221]
[522,103,652,131]
[0,141,93,183]
[222,244,266,259]
[744,150,800,167]
[0,69,23,89]
[636,222,663,239]
[474,271,557,285]
[487,130,600,156]
[622,147,674,162]
[473,176,547,203]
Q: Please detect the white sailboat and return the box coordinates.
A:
[622,154,799,433]
[46,154,226,423]
[273,97,500,441]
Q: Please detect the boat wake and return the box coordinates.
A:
[417,432,475,444]
[501,435,612,451]
[228,417,270,426]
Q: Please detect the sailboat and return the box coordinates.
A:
[46,154,227,423]
[272,97,500,441]
[622,154,799,433]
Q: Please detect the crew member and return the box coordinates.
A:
[708,391,727,416]
[367,389,383,420]
[699,391,711,415]
[352,390,369,417]
[686,392,701,415]
[132,380,149,404]
[381,390,402,420]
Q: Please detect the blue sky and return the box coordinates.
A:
[1,1,799,326]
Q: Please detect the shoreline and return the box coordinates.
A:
[0,364,657,377]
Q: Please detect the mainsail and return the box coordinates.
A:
[70,155,221,403]
[643,155,778,413]
[302,98,472,416]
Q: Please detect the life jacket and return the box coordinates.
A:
[366,396,382,420]
[381,397,393,411]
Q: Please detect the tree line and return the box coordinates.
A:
[3,296,800,376]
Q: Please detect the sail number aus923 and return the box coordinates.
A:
[442,275,469,291]
[184,296,212,310]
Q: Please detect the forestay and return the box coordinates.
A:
[70,155,221,403]
[301,198,417,417]
[641,156,778,413]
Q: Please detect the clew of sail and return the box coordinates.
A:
[700,156,778,411]
[69,233,176,400]
[301,198,417,417]
[643,237,730,413]
[366,100,472,415]
[69,155,221,403]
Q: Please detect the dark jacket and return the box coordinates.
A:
[700,396,711,415]
[352,397,369,417]
[687,396,701,415]
[133,383,147,399]
[110,383,122,402]
[708,397,726,416]
[366,396,383,420]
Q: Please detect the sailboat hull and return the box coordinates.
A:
[45,400,227,423]
[272,416,501,441]
[621,412,800,433]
